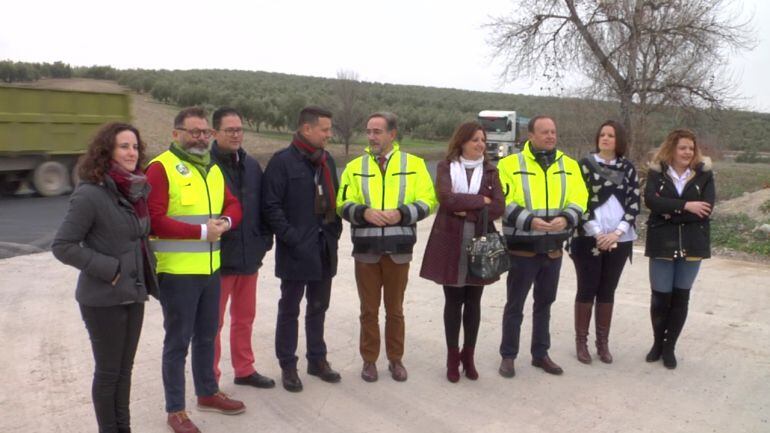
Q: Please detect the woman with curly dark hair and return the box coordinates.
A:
[53,122,158,433]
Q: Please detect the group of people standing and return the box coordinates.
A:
[52,105,714,433]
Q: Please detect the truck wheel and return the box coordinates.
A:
[32,161,71,197]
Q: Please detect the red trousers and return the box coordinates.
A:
[214,272,259,381]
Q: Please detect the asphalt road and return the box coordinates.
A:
[0,160,441,259]
[0,194,70,258]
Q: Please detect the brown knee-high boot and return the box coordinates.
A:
[595,303,614,363]
[575,302,593,364]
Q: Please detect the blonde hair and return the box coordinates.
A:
[651,128,703,170]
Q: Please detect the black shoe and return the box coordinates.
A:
[234,372,276,389]
[498,358,516,378]
[281,369,303,392]
[531,356,564,375]
[307,359,341,383]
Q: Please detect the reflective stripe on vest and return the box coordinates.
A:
[352,226,415,238]
[359,151,408,208]
[517,153,568,213]
[149,151,225,275]
[517,153,533,210]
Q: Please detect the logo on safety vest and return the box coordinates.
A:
[176,163,190,176]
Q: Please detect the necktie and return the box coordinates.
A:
[378,155,387,174]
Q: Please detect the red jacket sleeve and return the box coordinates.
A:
[146,162,202,239]
[221,185,242,230]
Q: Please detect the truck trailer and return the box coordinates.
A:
[0,86,131,196]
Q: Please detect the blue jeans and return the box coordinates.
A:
[158,272,220,413]
[649,258,701,293]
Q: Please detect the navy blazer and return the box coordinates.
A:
[261,144,342,281]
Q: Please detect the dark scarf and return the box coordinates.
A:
[107,160,149,219]
[170,142,211,177]
[292,133,336,223]
[532,147,557,171]
[581,154,640,228]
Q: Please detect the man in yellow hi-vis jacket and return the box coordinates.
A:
[496,115,588,378]
[147,107,246,433]
[337,112,437,383]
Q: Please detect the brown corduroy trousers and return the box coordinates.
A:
[354,256,410,363]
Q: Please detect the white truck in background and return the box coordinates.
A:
[477,110,528,159]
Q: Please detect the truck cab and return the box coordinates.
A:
[477,110,527,160]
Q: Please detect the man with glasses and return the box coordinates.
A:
[147,107,246,433]
[262,106,343,392]
[337,111,436,382]
[209,107,275,390]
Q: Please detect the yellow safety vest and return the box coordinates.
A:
[497,141,587,245]
[337,142,437,253]
[149,150,225,275]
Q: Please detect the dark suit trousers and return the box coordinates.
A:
[275,263,332,370]
[500,254,562,360]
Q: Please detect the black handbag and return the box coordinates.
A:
[466,206,511,279]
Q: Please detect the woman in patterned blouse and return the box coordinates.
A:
[568,120,640,364]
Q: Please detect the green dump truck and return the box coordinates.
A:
[0,86,131,196]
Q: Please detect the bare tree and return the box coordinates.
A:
[487,0,755,155]
[333,70,365,155]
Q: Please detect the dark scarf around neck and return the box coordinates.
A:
[106,160,149,220]
[292,133,336,223]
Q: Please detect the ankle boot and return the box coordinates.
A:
[574,302,593,364]
[447,347,461,383]
[662,288,690,369]
[460,346,479,380]
[646,291,672,362]
[595,302,614,364]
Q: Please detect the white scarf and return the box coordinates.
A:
[450,157,483,194]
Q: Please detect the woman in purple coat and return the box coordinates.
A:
[420,121,505,383]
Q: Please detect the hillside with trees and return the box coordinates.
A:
[2,60,769,156]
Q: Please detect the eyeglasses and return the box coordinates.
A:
[220,127,244,136]
[176,128,214,139]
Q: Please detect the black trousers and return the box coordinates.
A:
[571,241,632,303]
[500,254,562,359]
[443,285,484,348]
[275,267,333,370]
[80,302,144,433]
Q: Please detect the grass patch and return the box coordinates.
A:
[713,161,770,202]
[711,213,770,257]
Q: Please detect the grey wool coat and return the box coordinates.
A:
[53,179,159,307]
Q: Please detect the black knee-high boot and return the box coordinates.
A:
[662,288,690,369]
[646,291,672,362]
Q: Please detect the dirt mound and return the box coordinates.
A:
[714,187,770,221]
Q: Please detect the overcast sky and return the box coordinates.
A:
[2,0,767,112]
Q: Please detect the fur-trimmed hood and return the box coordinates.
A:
[648,156,712,173]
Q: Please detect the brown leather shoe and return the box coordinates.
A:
[388,361,408,382]
[196,391,246,415]
[307,359,342,383]
[167,411,201,433]
[498,358,516,378]
[361,361,378,382]
[531,355,564,375]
